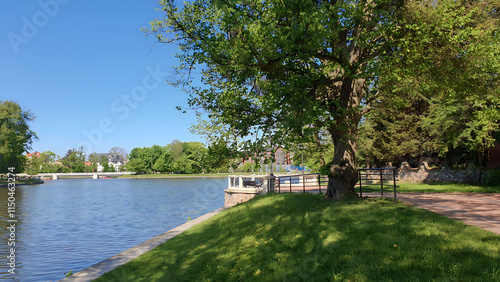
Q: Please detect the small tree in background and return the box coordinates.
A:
[61,147,86,173]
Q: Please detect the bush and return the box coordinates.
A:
[243,162,253,172]
[484,169,500,186]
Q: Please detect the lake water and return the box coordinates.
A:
[0,177,227,281]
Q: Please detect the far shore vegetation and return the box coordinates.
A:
[0,177,43,186]
[96,193,500,281]
[119,172,257,178]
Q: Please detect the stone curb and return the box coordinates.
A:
[59,207,226,282]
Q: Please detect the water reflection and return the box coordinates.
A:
[0,177,226,281]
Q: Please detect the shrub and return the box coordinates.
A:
[484,169,500,186]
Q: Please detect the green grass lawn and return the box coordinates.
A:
[359,182,500,194]
[95,193,500,281]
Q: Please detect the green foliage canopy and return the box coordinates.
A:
[146,0,409,197]
[61,148,86,173]
[24,151,62,174]
[146,0,498,197]
[0,101,38,173]
[127,141,211,174]
[359,0,500,167]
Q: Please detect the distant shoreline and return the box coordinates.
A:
[0,179,44,187]
[120,175,228,179]
[119,173,261,179]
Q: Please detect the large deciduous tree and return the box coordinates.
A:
[0,101,38,174]
[146,0,499,198]
[126,145,166,173]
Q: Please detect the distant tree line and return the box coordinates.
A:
[23,147,129,174]
[125,140,237,174]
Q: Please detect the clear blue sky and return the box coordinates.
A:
[0,0,205,158]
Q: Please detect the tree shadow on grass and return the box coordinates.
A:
[97,193,500,281]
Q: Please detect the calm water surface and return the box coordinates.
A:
[0,177,226,281]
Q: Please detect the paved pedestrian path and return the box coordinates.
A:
[383,193,500,235]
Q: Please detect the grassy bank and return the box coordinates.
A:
[96,193,500,281]
[359,182,500,194]
[398,182,500,193]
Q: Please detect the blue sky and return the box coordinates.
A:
[1,0,205,158]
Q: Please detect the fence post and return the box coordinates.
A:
[278,176,281,193]
[289,176,292,193]
[359,170,363,197]
[380,170,384,197]
[303,175,306,193]
[393,168,397,203]
[319,175,322,194]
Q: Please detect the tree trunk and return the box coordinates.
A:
[325,125,359,199]
[323,73,365,199]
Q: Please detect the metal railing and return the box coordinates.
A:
[268,173,326,194]
[228,175,266,189]
[228,168,398,201]
[357,167,398,202]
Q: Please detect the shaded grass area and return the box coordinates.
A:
[359,182,500,194]
[96,193,500,281]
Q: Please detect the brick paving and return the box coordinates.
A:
[385,193,500,235]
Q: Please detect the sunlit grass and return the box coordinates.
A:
[96,193,500,281]
[359,182,500,194]
[397,182,500,193]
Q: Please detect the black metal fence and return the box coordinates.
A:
[268,173,326,194]
[268,168,398,202]
[357,167,398,202]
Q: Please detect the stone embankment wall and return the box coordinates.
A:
[224,190,261,207]
[398,162,477,183]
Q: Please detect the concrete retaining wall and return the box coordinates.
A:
[224,188,262,207]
